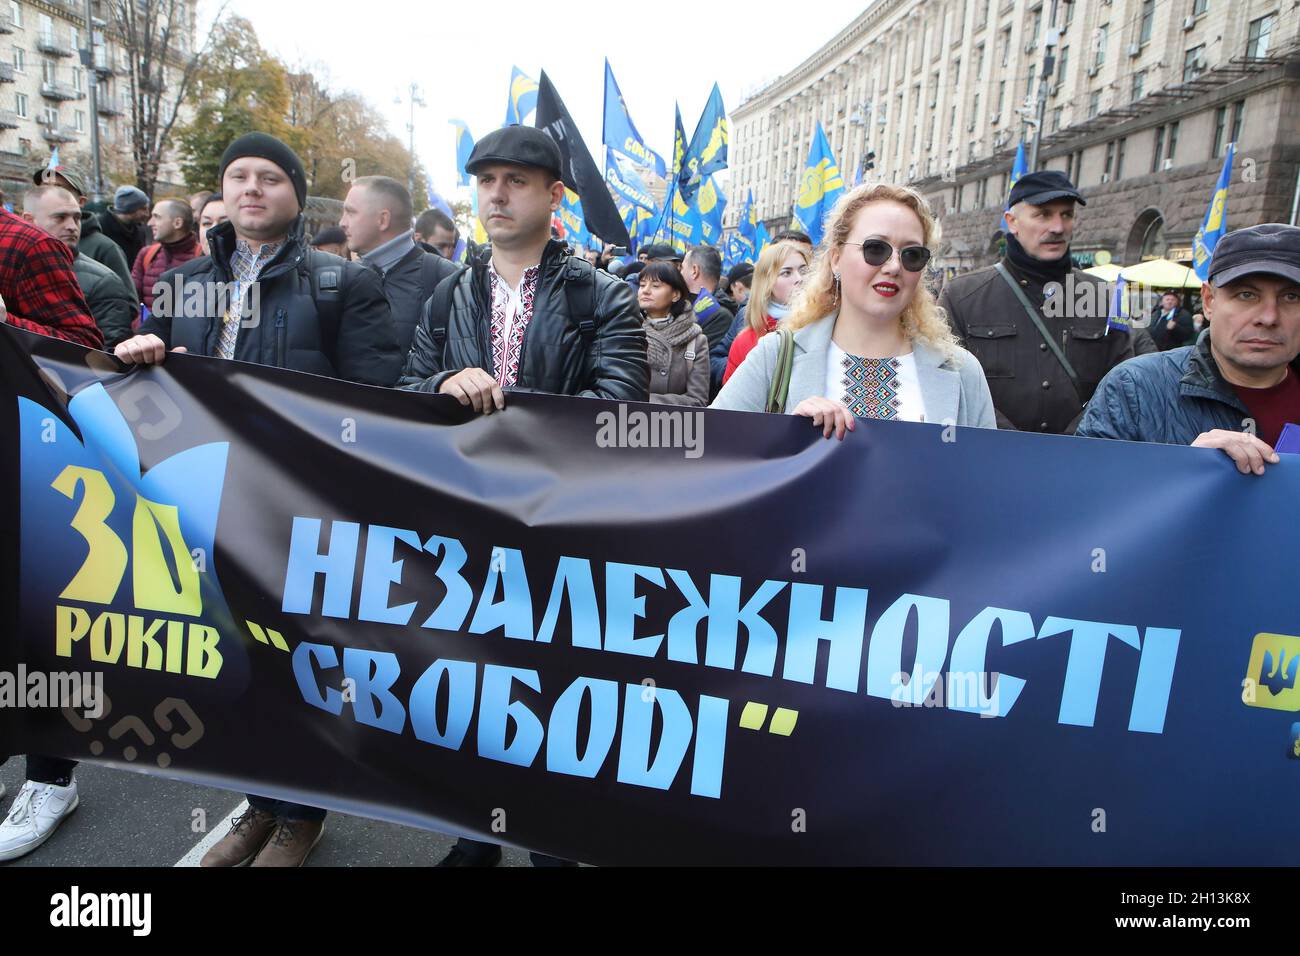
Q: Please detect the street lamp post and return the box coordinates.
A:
[395,82,425,198]
[1027,1,1061,173]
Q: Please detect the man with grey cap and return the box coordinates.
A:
[399,124,646,410]
[32,163,134,292]
[100,184,152,272]
[1078,223,1300,475]
[941,170,1135,434]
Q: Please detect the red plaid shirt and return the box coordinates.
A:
[0,209,102,349]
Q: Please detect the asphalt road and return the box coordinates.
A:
[0,758,537,867]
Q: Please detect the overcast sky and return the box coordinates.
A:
[207,0,872,203]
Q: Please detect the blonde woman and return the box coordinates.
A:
[712,183,995,439]
[721,240,809,385]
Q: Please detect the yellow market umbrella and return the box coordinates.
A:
[1120,258,1202,290]
[1083,263,1124,281]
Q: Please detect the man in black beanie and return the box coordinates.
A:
[114,131,400,386]
[111,133,402,866]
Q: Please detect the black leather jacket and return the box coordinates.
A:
[399,240,648,400]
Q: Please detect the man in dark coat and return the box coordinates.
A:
[399,125,647,410]
[1078,223,1300,478]
[681,244,735,350]
[22,184,134,347]
[940,171,1134,434]
[115,133,401,389]
[1148,290,1196,351]
[340,175,458,353]
[99,185,152,270]
[31,164,134,292]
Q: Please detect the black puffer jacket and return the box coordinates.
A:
[399,240,648,400]
[375,244,459,354]
[139,216,402,385]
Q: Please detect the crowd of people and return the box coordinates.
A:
[2,120,1297,866]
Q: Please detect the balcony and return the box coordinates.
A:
[42,124,81,144]
[37,32,76,58]
[0,13,13,34]
[0,63,12,83]
[96,94,124,116]
[92,48,118,76]
[41,80,83,101]
[0,109,17,129]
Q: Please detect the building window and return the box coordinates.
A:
[1029,7,1041,47]
[14,91,25,118]
[1051,106,1062,131]
[975,42,985,78]
[1139,0,1155,45]
[72,66,82,92]
[1026,64,1036,99]
[1116,137,1126,181]
[1088,90,1101,118]
[1063,0,1075,31]
[1152,125,1165,172]
[1001,26,1011,66]
[1212,105,1227,156]
[69,26,78,51]
[41,106,55,126]
[1105,140,1115,177]
[1192,0,1208,14]
[74,109,84,132]
[1230,99,1246,145]
[1057,45,1069,88]
[1168,120,1180,161]
[996,80,1005,117]
[1131,70,1145,101]
[40,57,53,84]
[11,45,22,73]
[1094,23,1108,67]
[1247,14,1276,58]
[1184,45,1205,81]
[9,2,20,28]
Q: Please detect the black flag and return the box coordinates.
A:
[535,70,631,247]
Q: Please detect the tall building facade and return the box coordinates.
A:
[0,0,198,195]
[729,0,1300,274]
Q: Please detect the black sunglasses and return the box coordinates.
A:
[845,239,932,272]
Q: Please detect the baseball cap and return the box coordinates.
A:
[1207,223,1300,288]
[466,125,564,181]
[1007,170,1086,208]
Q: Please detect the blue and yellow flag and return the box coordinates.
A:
[605,153,657,212]
[556,186,594,251]
[424,175,466,262]
[504,66,539,126]
[672,104,687,177]
[735,189,757,263]
[792,123,845,247]
[603,60,666,179]
[696,176,727,245]
[450,119,474,188]
[1001,140,1027,230]
[756,221,771,258]
[1193,142,1235,281]
[678,85,727,200]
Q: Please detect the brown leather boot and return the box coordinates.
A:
[250,819,325,867]
[200,807,277,867]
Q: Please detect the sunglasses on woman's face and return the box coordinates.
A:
[845,239,932,272]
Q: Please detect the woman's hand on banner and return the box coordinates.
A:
[439,367,506,415]
[793,396,855,441]
[113,334,186,366]
[1191,429,1280,475]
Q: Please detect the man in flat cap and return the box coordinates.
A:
[1079,223,1300,475]
[32,163,135,293]
[399,124,647,411]
[941,170,1134,434]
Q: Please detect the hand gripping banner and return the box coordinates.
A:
[2,325,1298,865]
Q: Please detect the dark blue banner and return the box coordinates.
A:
[1,325,1297,865]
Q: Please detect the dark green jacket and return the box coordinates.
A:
[78,212,134,294]
[74,253,136,349]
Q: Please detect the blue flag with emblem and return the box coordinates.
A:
[504,67,539,126]
[692,176,726,246]
[450,120,474,188]
[603,60,667,179]
[792,123,845,247]
[736,189,757,263]
[1107,273,1130,334]
[756,221,771,257]
[556,186,594,251]
[672,103,687,178]
[1001,141,1027,230]
[678,85,727,201]
[605,153,657,212]
[1193,142,1235,281]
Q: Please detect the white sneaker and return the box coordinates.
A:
[0,779,79,862]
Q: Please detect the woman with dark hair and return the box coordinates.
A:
[638,260,709,407]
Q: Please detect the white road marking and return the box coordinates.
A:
[174,800,247,867]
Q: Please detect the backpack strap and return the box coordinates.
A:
[304,250,349,368]
[141,242,162,273]
[562,256,597,347]
[765,327,796,414]
[418,250,445,304]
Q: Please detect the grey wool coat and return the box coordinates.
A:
[711,312,997,428]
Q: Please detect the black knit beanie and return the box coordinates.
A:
[218,132,308,210]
